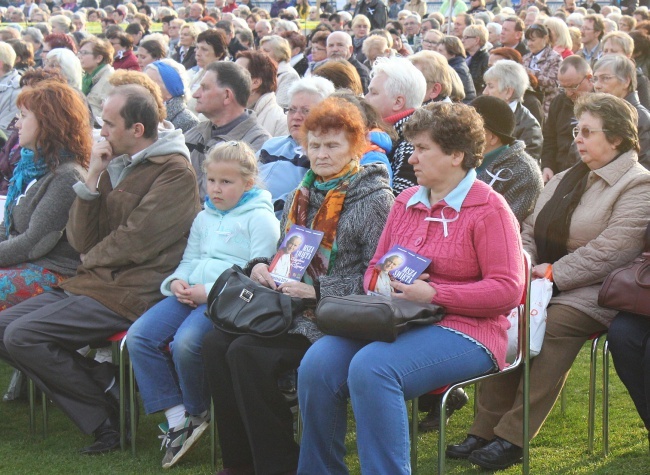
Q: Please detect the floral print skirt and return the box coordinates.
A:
[0,263,65,312]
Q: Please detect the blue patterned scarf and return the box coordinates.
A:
[4,148,48,237]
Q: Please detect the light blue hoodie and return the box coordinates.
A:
[160,188,280,296]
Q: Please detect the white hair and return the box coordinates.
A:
[47,48,82,91]
[566,12,585,27]
[288,76,335,101]
[487,22,502,36]
[339,11,352,22]
[371,57,427,109]
[484,60,529,102]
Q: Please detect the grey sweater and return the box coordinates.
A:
[280,163,395,343]
[0,161,84,275]
[476,140,544,225]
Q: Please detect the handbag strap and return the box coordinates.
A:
[645,223,650,253]
[635,257,650,288]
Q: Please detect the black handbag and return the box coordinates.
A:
[315,294,445,343]
[206,265,305,338]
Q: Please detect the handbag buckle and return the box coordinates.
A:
[240,289,254,302]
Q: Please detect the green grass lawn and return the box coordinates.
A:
[0,340,647,474]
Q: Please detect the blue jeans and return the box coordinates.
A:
[126,296,213,415]
[297,326,496,475]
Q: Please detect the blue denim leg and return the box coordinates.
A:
[169,305,213,415]
[348,326,495,475]
[126,296,194,414]
[297,335,368,475]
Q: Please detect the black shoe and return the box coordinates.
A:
[446,434,489,459]
[419,387,469,432]
[468,437,523,470]
[80,416,121,455]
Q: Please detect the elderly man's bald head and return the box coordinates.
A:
[326,31,352,60]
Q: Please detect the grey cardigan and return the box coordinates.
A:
[476,140,544,225]
[281,164,394,343]
[0,161,84,275]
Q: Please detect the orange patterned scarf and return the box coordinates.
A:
[285,161,360,284]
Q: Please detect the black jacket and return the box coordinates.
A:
[626,91,650,170]
[541,92,579,173]
[348,57,371,94]
[468,48,489,96]
[513,102,542,162]
[172,46,197,70]
[228,37,248,59]
[448,55,476,104]
[353,0,387,30]
[292,54,308,77]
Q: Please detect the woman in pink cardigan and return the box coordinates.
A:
[297,102,525,475]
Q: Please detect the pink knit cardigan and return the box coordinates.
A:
[364,181,525,369]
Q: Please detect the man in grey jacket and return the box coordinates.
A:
[185,61,271,199]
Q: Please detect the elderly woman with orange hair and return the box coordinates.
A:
[202,97,394,475]
[0,80,92,310]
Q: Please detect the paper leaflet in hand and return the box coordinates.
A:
[269,225,324,285]
[367,245,431,298]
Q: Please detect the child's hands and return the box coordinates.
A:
[171,280,207,307]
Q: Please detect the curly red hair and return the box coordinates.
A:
[17,80,92,170]
[300,97,367,160]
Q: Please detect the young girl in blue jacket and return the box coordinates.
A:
[126,141,280,469]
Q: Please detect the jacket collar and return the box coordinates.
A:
[590,149,639,186]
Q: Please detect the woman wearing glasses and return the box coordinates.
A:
[447,93,650,470]
[592,54,650,169]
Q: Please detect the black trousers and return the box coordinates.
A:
[0,290,132,434]
[202,328,310,475]
[608,311,650,431]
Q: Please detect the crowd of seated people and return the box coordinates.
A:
[1,0,650,473]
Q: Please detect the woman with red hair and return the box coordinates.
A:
[0,80,92,310]
[202,97,394,475]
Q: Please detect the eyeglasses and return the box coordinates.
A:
[558,75,587,94]
[590,74,618,84]
[462,36,477,40]
[422,39,441,45]
[580,26,595,31]
[77,50,95,56]
[285,107,311,116]
[573,126,608,139]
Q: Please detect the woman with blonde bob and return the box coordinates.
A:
[544,17,574,59]
[260,35,299,108]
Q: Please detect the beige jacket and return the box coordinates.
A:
[87,65,114,123]
[521,150,650,326]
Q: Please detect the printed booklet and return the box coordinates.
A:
[367,245,432,297]
[269,225,324,285]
